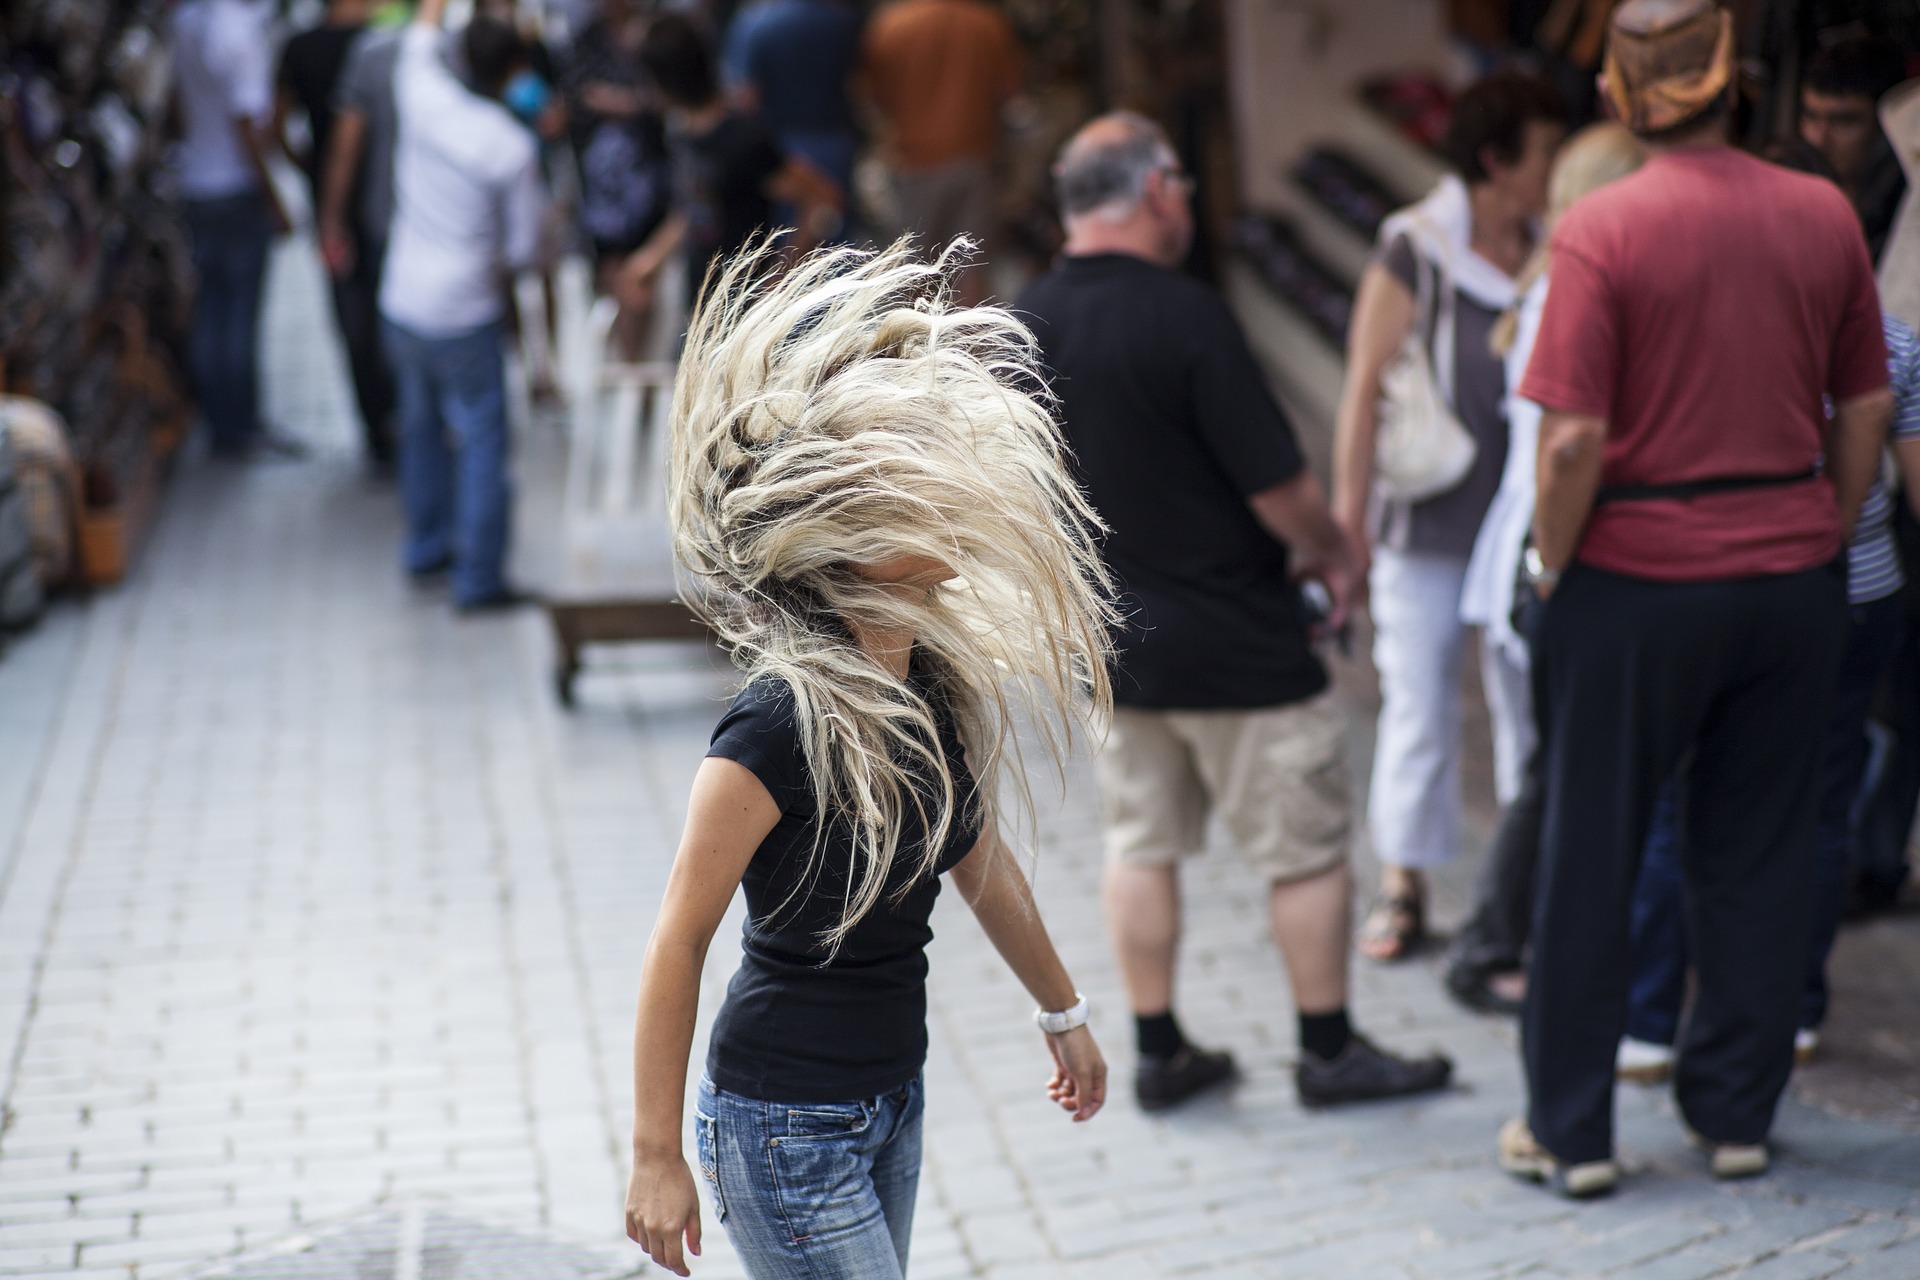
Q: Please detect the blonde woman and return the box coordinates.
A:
[622,242,1115,1278]
[1443,122,1647,1018]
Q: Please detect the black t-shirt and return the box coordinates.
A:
[1015,253,1327,710]
[277,24,367,200]
[704,670,981,1102]
[669,110,784,287]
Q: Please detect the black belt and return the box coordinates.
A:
[1595,465,1822,505]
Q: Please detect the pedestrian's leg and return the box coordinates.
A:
[1097,708,1205,1018]
[1525,569,1706,1165]
[1803,592,1902,1031]
[1267,861,1351,1014]
[1365,549,1469,954]
[704,1082,906,1280]
[867,1079,925,1273]
[1480,638,1536,808]
[186,200,240,450]
[383,322,455,574]
[226,192,272,445]
[438,325,512,605]
[1446,748,1543,999]
[1677,569,1847,1146]
[1623,779,1689,1048]
[333,235,396,463]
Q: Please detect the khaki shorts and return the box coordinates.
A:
[1095,691,1353,884]
[890,158,996,258]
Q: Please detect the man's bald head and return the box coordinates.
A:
[1056,111,1179,221]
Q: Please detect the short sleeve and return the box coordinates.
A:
[1517,236,1618,419]
[1830,231,1891,402]
[1888,317,1920,442]
[215,8,274,118]
[1376,234,1418,294]
[708,679,809,812]
[333,39,371,112]
[1187,290,1306,497]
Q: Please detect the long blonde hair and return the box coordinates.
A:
[669,240,1118,947]
[1492,122,1646,356]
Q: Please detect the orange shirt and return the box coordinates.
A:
[862,0,1023,171]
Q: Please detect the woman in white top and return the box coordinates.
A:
[1444,122,1647,1015]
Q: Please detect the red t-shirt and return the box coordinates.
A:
[1519,147,1889,582]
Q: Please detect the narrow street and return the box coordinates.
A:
[1,238,1917,1280]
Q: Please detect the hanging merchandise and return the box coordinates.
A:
[1,0,195,594]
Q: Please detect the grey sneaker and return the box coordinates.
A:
[1295,1032,1452,1107]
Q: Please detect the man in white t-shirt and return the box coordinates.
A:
[378,0,545,610]
[172,0,295,458]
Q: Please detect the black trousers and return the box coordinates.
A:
[331,231,395,463]
[1449,748,1543,977]
[1523,563,1847,1164]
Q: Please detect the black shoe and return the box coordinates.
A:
[1295,1033,1452,1108]
[408,554,453,582]
[1134,1046,1238,1113]
[1445,964,1523,1018]
[456,586,538,614]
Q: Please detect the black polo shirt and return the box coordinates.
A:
[1016,252,1326,710]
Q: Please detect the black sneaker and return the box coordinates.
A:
[1295,1033,1452,1108]
[1445,964,1523,1018]
[456,587,538,615]
[1135,1046,1238,1113]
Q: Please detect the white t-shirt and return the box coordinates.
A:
[171,0,274,200]
[379,24,544,336]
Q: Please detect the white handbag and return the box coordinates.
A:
[1374,229,1478,503]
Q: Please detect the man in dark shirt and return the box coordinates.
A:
[1800,35,1909,265]
[1016,112,1453,1113]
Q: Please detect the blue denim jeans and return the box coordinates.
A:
[185,191,272,451]
[1626,590,1905,1041]
[379,320,511,605]
[696,1074,923,1279]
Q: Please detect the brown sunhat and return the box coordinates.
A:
[1601,0,1735,134]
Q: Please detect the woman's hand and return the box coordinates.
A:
[1044,1025,1106,1122]
[625,1147,703,1277]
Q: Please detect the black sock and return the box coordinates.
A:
[1298,1008,1352,1061]
[1135,1011,1188,1060]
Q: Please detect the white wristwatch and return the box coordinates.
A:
[1523,545,1561,590]
[1033,993,1090,1035]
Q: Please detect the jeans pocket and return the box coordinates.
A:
[776,1100,874,1142]
[695,1111,726,1222]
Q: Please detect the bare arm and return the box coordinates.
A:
[1531,410,1607,588]
[625,757,776,1277]
[1330,262,1415,581]
[319,107,368,276]
[949,829,1106,1122]
[767,155,846,251]
[1248,470,1360,629]
[1829,388,1894,539]
[239,112,291,234]
[615,212,690,311]
[272,86,299,168]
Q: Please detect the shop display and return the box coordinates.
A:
[2,0,194,594]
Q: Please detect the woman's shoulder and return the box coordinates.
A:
[709,676,809,809]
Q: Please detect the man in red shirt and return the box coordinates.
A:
[1498,0,1893,1197]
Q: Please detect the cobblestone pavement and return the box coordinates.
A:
[2,241,1919,1280]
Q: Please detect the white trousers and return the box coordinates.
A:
[1367,547,1534,870]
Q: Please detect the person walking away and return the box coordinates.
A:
[1800,36,1910,265]
[623,242,1113,1279]
[614,16,844,315]
[1497,0,1891,1198]
[1611,140,1920,1085]
[379,0,545,610]
[1016,113,1454,1113]
[171,0,297,459]
[860,0,1022,305]
[282,0,396,468]
[723,0,861,207]
[1331,73,1565,962]
[560,0,675,356]
[1443,122,1646,1018]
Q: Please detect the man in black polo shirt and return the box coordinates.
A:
[1017,112,1453,1111]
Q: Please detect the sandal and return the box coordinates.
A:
[1360,892,1425,962]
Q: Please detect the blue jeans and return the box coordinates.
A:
[380,319,511,605]
[185,191,272,451]
[1627,590,1905,1040]
[696,1074,923,1279]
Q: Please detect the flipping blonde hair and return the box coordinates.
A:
[669,239,1119,948]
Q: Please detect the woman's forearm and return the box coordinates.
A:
[954,835,1077,1011]
[630,934,706,1156]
